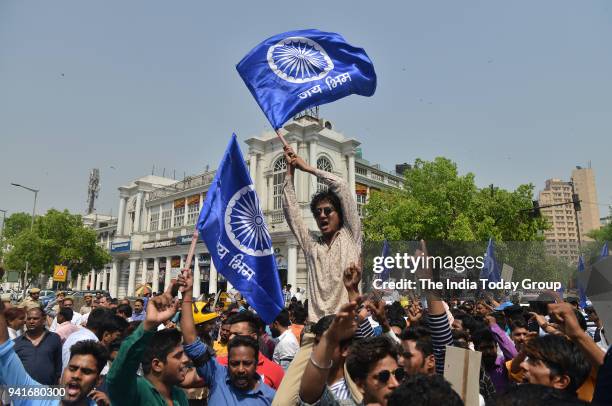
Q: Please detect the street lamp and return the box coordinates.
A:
[0,209,6,242]
[11,183,39,294]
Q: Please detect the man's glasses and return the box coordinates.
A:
[373,367,405,384]
[314,207,335,217]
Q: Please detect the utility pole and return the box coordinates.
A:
[11,183,39,294]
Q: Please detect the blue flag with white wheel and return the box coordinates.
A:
[479,238,501,283]
[601,241,609,259]
[236,29,377,129]
[197,134,284,324]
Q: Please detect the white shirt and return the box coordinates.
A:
[273,329,299,371]
[62,327,98,369]
[8,327,22,340]
[50,311,82,332]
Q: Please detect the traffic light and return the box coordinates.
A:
[530,200,541,218]
[572,194,581,212]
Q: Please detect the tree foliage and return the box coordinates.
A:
[587,223,612,242]
[2,209,111,284]
[363,157,548,242]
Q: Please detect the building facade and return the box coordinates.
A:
[539,179,580,263]
[87,116,403,299]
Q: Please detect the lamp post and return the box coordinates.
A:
[0,209,6,243]
[10,183,38,294]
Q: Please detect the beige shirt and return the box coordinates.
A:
[283,168,362,322]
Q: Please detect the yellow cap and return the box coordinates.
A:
[192,301,218,325]
[30,288,41,294]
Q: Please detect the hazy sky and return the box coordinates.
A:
[1,1,611,222]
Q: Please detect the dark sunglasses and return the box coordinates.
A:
[314,207,335,217]
[373,367,405,384]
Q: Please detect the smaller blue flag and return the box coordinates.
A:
[237,29,376,129]
[556,283,565,298]
[480,238,500,283]
[577,255,587,309]
[197,134,284,324]
[380,240,391,281]
[601,241,609,259]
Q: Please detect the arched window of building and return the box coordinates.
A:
[317,156,333,192]
[273,157,287,210]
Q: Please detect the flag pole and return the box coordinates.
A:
[275,129,289,149]
[183,229,200,277]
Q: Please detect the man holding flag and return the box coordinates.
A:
[283,146,362,322]
[236,28,375,322]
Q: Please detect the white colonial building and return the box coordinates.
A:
[79,116,403,299]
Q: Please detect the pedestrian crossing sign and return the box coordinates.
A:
[53,265,68,282]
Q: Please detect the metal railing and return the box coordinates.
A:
[148,171,216,201]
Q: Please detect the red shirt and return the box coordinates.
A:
[217,353,284,390]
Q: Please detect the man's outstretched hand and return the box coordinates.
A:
[144,281,180,332]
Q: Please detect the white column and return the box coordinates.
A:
[127,259,137,297]
[152,258,160,293]
[89,269,96,291]
[110,260,119,298]
[117,197,127,235]
[158,205,163,231]
[291,139,300,203]
[193,255,201,299]
[101,269,108,291]
[164,257,171,290]
[309,139,318,199]
[249,154,258,189]
[347,153,356,200]
[288,243,298,289]
[256,154,264,203]
[266,176,273,212]
[183,198,188,226]
[140,259,148,287]
[180,255,185,270]
[76,273,82,291]
[97,271,103,290]
[134,192,143,232]
[208,260,218,294]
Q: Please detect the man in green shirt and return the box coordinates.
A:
[106,282,190,406]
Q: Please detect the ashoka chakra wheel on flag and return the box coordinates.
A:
[267,36,334,83]
[224,185,274,257]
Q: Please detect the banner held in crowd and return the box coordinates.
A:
[236,28,377,144]
[196,134,284,324]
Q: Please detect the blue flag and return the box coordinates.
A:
[480,238,500,283]
[197,134,284,324]
[380,240,391,281]
[602,241,609,259]
[237,29,377,129]
[557,283,565,298]
[577,255,587,309]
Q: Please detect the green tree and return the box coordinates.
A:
[362,157,548,242]
[587,223,612,242]
[3,209,111,287]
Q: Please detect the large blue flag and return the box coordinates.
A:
[602,241,609,259]
[577,255,587,308]
[237,29,377,129]
[480,238,501,283]
[197,134,284,324]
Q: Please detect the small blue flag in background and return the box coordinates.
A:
[380,240,391,281]
[556,283,565,298]
[480,238,501,283]
[237,29,377,129]
[601,241,609,259]
[197,134,284,324]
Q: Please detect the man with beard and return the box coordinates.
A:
[213,320,231,357]
[0,298,111,406]
[271,310,299,371]
[179,269,276,405]
[106,282,189,406]
[14,307,62,385]
[471,323,517,395]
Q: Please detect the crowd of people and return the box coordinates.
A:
[0,146,610,406]
[0,267,611,406]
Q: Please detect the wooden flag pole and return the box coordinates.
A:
[275,129,289,149]
[184,230,200,273]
